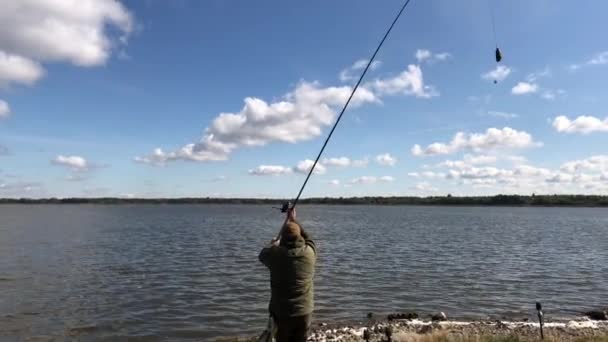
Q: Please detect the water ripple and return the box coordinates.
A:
[1,205,607,341]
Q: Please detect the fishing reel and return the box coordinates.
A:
[272,201,291,213]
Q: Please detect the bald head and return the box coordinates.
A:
[282,221,302,241]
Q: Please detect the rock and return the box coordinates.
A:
[363,328,371,341]
[387,312,419,321]
[367,312,374,319]
[585,310,608,320]
[418,325,434,334]
[495,320,507,329]
[431,321,444,331]
[385,326,393,338]
[431,312,448,321]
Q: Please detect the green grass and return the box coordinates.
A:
[575,337,608,342]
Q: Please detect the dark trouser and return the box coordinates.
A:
[274,314,312,342]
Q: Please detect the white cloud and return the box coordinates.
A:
[514,165,552,177]
[412,127,539,156]
[0,51,45,87]
[511,82,538,95]
[552,115,608,134]
[526,67,551,82]
[541,91,555,100]
[339,59,381,82]
[379,176,395,182]
[421,171,446,179]
[329,179,340,186]
[546,172,574,184]
[0,181,44,196]
[134,141,230,166]
[470,178,497,187]
[414,182,438,192]
[439,154,497,169]
[295,159,326,175]
[52,155,89,171]
[321,157,350,167]
[350,176,394,184]
[486,111,519,119]
[409,151,608,193]
[376,153,397,166]
[351,176,376,184]
[322,157,351,167]
[66,174,89,182]
[369,64,438,98]
[0,0,133,67]
[139,64,437,165]
[247,159,328,177]
[321,156,369,168]
[514,69,559,100]
[449,166,514,180]
[407,171,445,179]
[248,165,293,176]
[352,158,369,167]
[137,81,378,164]
[569,51,608,72]
[415,49,432,62]
[415,49,451,63]
[134,148,169,166]
[0,0,133,118]
[589,51,608,65]
[560,155,608,174]
[481,65,511,82]
[465,154,498,165]
[435,52,452,61]
[0,99,10,118]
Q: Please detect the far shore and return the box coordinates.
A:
[1,194,608,207]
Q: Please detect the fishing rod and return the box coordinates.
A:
[273,0,415,234]
[259,3,417,339]
[536,302,544,340]
[272,0,504,225]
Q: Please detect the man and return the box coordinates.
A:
[259,208,316,342]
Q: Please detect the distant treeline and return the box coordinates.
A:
[1,194,608,206]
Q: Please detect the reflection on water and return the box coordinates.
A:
[1,205,607,340]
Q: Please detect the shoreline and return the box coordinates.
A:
[1,194,608,207]
[224,318,608,342]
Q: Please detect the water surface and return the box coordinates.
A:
[1,205,607,340]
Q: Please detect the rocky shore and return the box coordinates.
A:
[221,312,608,342]
[305,317,608,342]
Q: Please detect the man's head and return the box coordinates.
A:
[282,221,302,242]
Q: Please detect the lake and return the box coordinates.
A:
[1,204,607,341]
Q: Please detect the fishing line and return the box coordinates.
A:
[488,0,503,82]
[289,0,415,210]
[489,0,498,47]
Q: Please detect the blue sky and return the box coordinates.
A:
[1,0,607,198]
